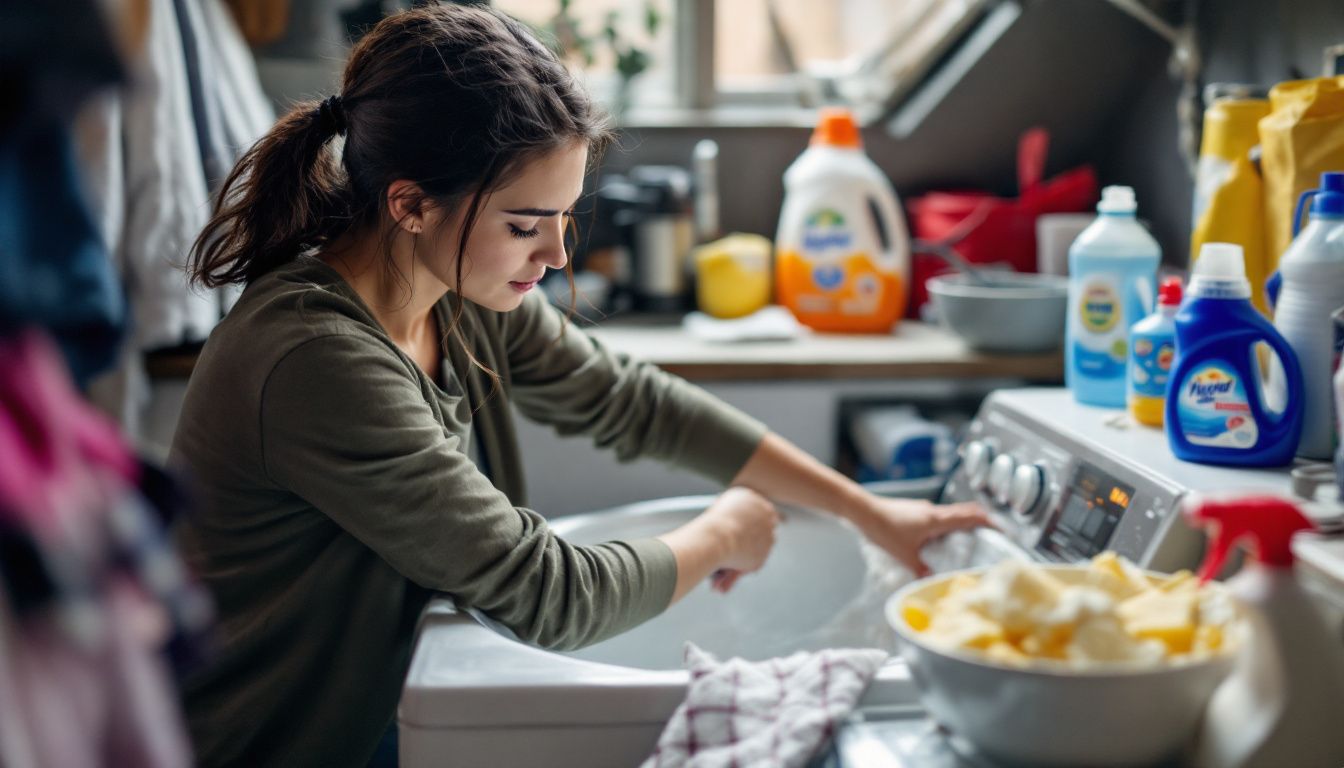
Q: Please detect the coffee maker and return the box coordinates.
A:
[590,166,698,312]
[627,166,695,312]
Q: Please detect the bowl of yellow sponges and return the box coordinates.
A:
[885,552,1243,768]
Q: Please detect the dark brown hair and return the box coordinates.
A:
[189,4,612,340]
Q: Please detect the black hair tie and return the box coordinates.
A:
[317,95,347,136]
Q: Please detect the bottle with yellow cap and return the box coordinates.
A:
[775,107,910,333]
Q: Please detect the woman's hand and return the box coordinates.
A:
[703,487,779,573]
[849,495,991,578]
[701,487,780,593]
[657,486,780,602]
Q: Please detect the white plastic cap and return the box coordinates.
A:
[1194,242,1246,278]
[1190,242,1251,298]
[1097,185,1137,214]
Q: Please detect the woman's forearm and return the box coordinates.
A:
[656,518,730,604]
[730,431,870,524]
[656,486,780,602]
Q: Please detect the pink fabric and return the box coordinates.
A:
[643,644,888,768]
[0,579,192,768]
[0,330,136,529]
[0,329,191,768]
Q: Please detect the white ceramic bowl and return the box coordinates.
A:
[886,565,1239,768]
[927,272,1068,353]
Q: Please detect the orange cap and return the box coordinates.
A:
[810,107,862,149]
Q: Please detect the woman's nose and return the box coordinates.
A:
[532,219,569,269]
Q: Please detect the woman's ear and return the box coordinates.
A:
[386,180,427,235]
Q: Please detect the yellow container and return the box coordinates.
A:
[1190,97,1270,314]
[694,233,772,319]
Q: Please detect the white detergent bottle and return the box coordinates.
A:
[1271,171,1344,459]
[1066,186,1161,407]
[1187,495,1344,768]
[775,107,911,333]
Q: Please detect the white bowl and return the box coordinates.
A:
[886,565,1239,767]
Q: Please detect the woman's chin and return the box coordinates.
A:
[471,290,528,313]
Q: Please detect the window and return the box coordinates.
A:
[495,0,995,125]
[495,0,679,109]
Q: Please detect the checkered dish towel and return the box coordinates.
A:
[641,644,889,768]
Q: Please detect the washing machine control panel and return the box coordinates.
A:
[944,391,1206,572]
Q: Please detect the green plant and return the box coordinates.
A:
[542,0,662,116]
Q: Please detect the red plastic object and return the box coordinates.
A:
[1157,275,1184,307]
[1185,495,1316,583]
[905,127,1098,317]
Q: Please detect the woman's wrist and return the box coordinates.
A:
[657,514,733,603]
[832,484,880,528]
[692,512,736,565]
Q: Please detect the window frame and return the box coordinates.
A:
[617,0,1010,129]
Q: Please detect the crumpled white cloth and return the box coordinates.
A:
[642,644,888,768]
[682,306,805,344]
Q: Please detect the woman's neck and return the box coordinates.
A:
[321,227,446,345]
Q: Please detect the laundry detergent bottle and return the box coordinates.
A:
[1270,171,1344,459]
[775,107,910,333]
[1127,275,1182,427]
[1166,243,1304,466]
[1066,186,1161,407]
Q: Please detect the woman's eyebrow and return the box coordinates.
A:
[503,207,562,216]
[503,195,582,217]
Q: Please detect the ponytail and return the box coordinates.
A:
[188,97,350,288]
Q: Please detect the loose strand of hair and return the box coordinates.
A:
[435,183,503,411]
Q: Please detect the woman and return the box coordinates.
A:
[171,5,986,766]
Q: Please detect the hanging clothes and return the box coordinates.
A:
[0,125,128,386]
[174,0,276,193]
[77,0,223,354]
[74,0,273,350]
[0,329,208,768]
[0,577,194,768]
[77,0,274,443]
[0,0,129,386]
[1,6,211,765]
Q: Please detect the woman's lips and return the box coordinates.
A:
[509,279,540,293]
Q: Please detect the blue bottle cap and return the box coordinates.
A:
[1312,172,1344,217]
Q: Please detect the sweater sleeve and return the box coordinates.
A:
[258,333,675,650]
[503,293,768,484]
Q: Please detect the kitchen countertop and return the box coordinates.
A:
[145,319,1064,383]
[587,320,1063,382]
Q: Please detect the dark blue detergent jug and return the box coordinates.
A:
[1166,243,1304,466]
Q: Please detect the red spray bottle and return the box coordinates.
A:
[1186,496,1344,768]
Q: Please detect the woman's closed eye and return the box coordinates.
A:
[507,209,573,239]
[508,223,540,239]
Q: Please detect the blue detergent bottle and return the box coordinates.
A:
[1067,186,1161,407]
[1166,243,1305,466]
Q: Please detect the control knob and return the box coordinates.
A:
[987,453,1017,506]
[1008,463,1050,519]
[962,439,996,491]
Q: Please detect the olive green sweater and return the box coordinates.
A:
[169,256,766,767]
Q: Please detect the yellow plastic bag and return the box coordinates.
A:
[1190,98,1270,313]
[1259,76,1344,272]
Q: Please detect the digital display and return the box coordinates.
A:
[1042,462,1136,560]
[1109,487,1131,508]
